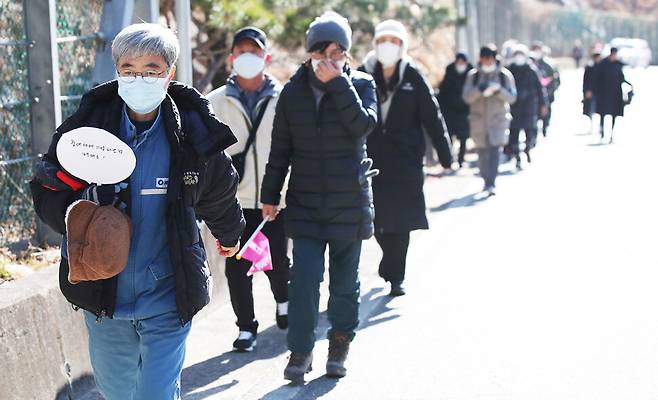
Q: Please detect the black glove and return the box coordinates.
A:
[81,183,128,210]
[478,82,489,92]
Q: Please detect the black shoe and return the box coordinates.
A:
[276,302,288,330]
[326,331,352,378]
[284,352,313,384]
[525,149,532,163]
[389,281,406,296]
[232,331,257,352]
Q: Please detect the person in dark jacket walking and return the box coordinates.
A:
[359,19,452,297]
[29,24,245,400]
[260,12,378,383]
[438,52,473,168]
[530,42,560,137]
[592,47,628,143]
[582,50,602,133]
[208,26,290,353]
[507,45,548,169]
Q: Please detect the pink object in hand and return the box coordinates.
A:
[240,231,273,276]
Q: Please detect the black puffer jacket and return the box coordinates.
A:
[508,62,547,129]
[260,63,378,240]
[30,81,245,324]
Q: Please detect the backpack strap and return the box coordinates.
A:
[241,97,271,154]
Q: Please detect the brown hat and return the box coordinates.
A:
[65,200,131,284]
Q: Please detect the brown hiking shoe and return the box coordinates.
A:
[326,331,352,378]
[284,352,313,383]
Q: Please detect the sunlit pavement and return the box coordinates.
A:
[83,66,658,400]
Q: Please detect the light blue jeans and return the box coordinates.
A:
[83,311,191,400]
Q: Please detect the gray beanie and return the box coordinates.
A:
[306,11,352,52]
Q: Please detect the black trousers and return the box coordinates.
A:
[454,136,468,166]
[375,232,410,283]
[541,104,553,135]
[225,208,290,333]
[599,114,617,138]
[509,126,537,158]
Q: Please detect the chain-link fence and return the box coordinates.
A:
[56,0,104,119]
[0,0,104,246]
[0,0,35,245]
[473,0,658,61]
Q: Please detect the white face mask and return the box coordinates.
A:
[481,63,496,74]
[118,77,168,114]
[455,63,468,74]
[233,52,266,79]
[311,58,345,72]
[376,42,402,67]
[529,51,542,60]
[514,55,527,66]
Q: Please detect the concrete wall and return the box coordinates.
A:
[0,224,227,400]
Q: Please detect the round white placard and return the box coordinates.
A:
[56,127,136,185]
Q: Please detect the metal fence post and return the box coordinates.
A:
[133,0,159,23]
[175,0,193,85]
[24,0,62,245]
[92,0,135,87]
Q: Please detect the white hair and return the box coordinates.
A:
[112,23,180,68]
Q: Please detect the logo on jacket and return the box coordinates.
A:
[183,171,199,186]
[401,82,414,91]
[155,178,169,188]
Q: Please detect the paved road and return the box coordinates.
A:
[85,66,658,400]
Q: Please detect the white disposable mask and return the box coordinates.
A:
[233,53,266,79]
[118,77,168,114]
[311,58,345,72]
[455,63,468,74]
[376,42,402,67]
[529,51,541,60]
[514,55,527,66]
[481,63,496,74]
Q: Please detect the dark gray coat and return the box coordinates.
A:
[593,58,626,117]
[508,62,547,130]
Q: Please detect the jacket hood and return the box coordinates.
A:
[69,80,237,159]
[225,73,282,102]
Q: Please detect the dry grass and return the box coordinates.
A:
[0,246,61,282]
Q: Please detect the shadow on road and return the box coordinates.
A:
[181,322,289,398]
[429,191,488,213]
[53,374,96,400]
[181,287,394,399]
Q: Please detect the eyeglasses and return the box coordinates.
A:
[312,48,347,61]
[117,70,168,84]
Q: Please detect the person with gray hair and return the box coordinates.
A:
[30,23,245,399]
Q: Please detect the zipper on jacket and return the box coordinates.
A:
[317,98,327,215]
